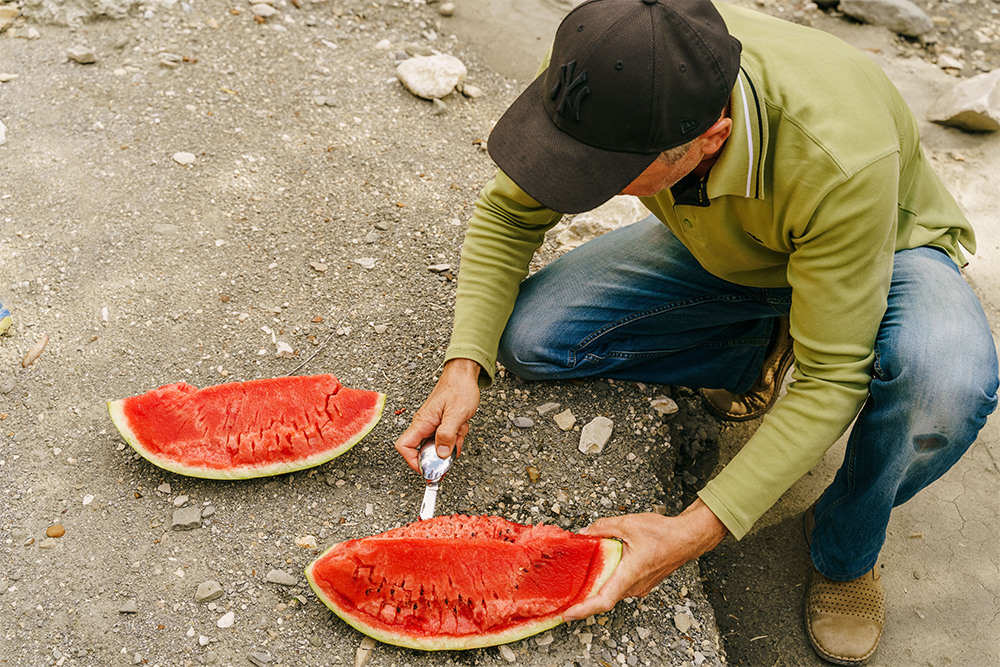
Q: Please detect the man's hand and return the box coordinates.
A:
[563,499,728,621]
[394,358,482,473]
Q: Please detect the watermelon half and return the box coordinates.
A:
[305,515,622,650]
[108,374,385,479]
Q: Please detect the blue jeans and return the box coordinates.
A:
[497,215,998,580]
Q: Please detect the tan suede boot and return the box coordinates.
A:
[804,505,885,666]
[701,316,794,421]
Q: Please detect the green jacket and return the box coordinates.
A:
[444,3,975,538]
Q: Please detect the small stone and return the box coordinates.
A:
[651,396,679,416]
[438,2,455,17]
[195,580,224,603]
[171,507,202,531]
[526,466,541,484]
[251,3,277,17]
[498,644,516,662]
[82,494,94,505]
[248,651,272,667]
[0,73,17,83]
[579,416,613,455]
[157,483,172,494]
[553,409,576,431]
[535,632,554,646]
[356,636,376,667]
[119,599,138,614]
[310,261,328,272]
[430,98,448,115]
[354,257,376,270]
[275,341,294,358]
[404,43,434,57]
[199,635,210,646]
[295,535,318,549]
[46,525,65,538]
[67,46,97,64]
[673,612,693,634]
[637,626,651,640]
[396,54,467,100]
[39,537,57,549]
[173,495,189,507]
[461,84,483,98]
[217,611,235,628]
[266,569,298,586]
[201,505,215,518]
[373,324,387,334]
[427,263,451,273]
[375,39,392,50]
[535,402,561,416]
[173,151,196,165]
[365,503,374,516]
[511,416,534,429]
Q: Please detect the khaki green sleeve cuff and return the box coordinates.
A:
[443,346,496,389]
[697,486,751,541]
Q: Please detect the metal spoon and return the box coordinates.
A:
[417,438,454,520]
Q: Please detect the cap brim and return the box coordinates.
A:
[487,73,660,215]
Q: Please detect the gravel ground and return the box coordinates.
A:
[0,1,725,665]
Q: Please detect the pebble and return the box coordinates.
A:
[535,402,561,416]
[199,635,210,646]
[535,632,554,646]
[427,263,451,273]
[511,416,533,429]
[39,537,57,549]
[266,569,298,586]
[173,151,196,165]
[396,54,467,100]
[157,483,172,494]
[579,416,613,455]
[354,257,376,270]
[195,580,224,602]
[173,495,189,507]
[248,651,273,667]
[295,535,318,549]
[1,378,14,394]
[364,231,379,243]
[636,626,651,640]
[46,525,66,538]
[365,503,374,516]
[251,3,277,17]
[526,466,541,484]
[375,38,392,50]
[310,261,328,272]
[373,324,387,334]
[356,636,376,667]
[217,611,235,628]
[651,395,679,416]
[202,505,216,518]
[461,84,483,98]
[0,119,5,145]
[438,2,455,17]
[553,408,576,431]
[275,341,295,357]
[673,612,693,633]
[67,46,97,64]
[119,599,138,614]
[498,644,516,662]
[0,73,17,83]
[431,98,448,115]
[404,43,433,57]
[171,506,202,530]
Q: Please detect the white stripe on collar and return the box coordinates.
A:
[737,74,754,199]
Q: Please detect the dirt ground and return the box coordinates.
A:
[2,1,998,667]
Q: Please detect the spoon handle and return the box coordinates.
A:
[419,482,439,521]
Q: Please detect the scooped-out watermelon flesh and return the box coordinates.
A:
[108,374,384,479]
[305,515,622,651]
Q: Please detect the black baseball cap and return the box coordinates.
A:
[487,0,742,214]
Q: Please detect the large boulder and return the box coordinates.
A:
[927,69,1000,132]
[838,0,933,37]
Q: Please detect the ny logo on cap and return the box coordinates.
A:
[550,61,590,122]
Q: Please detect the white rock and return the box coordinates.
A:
[535,402,561,416]
[0,119,6,146]
[438,2,455,17]
[295,535,318,549]
[554,196,648,252]
[250,3,276,17]
[173,151,196,165]
[395,54,467,100]
[266,569,298,586]
[937,54,964,71]
[461,84,483,98]
[275,341,294,358]
[0,73,18,83]
[66,46,97,64]
[217,611,235,628]
[195,580,224,602]
[927,68,1000,132]
[354,257,376,270]
[375,38,392,50]
[838,0,933,37]
[579,416,613,455]
[673,611,693,633]
[427,263,451,273]
[498,644,516,662]
[553,408,576,431]
[651,395,679,416]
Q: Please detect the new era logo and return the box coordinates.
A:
[679,119,699,135]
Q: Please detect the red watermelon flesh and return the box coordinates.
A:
[305,515,621,650]
[108,374,384,479]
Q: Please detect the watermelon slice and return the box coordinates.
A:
[108,374,384,479]
[305,515,622,650]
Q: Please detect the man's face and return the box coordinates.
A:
[618,147,701,198]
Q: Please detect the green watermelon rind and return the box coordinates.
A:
[304,535,622,651]
[107,392,385,480]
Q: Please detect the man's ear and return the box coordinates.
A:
[700,116,732,155]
